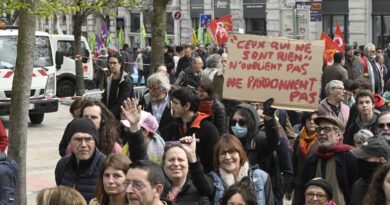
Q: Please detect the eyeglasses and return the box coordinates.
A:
[109,61,119,65]
[123,180,147,191]
[231,119,246,126]
[71,137,94,145]
[305,192,327,201]
[315,126,339,134]
[378,123,390,129]
[332,87,346,91]
[219,149,237,159]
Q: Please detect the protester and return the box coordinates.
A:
[90,153,130,205]
[362,43,383,94]
[382,80,390,103]
[102,53,135,120]
[220,180,258,205]
[165,46,175,75]
[363,162,390,204]
[197,77,227,134]
[185,134,274,205]
[59,98,84,157]
[160,87,219,173]
[299,116,358,205]
[344,89,380,145]
[318,80,350,125]
[120,98,156,162]
[121,43,134,75]
[287,111,319,205]
[139,72,173,133]
[0,152,18,204]
[204,54,222,81]
[213,52,227,101]
[353,129,374,147]
[377,111,390,144]
[121,98,164,164]
[138,46,151,86]
[229,99,292,205]
[376,54,388,83]
[55,118,106,202]
[161,144,210,204]
[153,63,168,75]
[342,79,356,107]
[320,52,348,99]
[70,100,121,156]
[303,178,336,205]
[195,43,208,69]
[344,44,363,80]
[0,119,8,152]
[96,48,109,90]
[175,44,193,78]
[125,160,176,205]
[175,56,206,88]
[36,186,87,205]
[349,137,390,205]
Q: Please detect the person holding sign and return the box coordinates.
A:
[228,99,292,205]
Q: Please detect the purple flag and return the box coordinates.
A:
[101,22,109,39]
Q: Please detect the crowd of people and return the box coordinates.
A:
[3,41,390,205]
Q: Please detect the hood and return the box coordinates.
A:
[232,103,260,137]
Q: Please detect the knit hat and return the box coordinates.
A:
[121,111,159,133]
[314,116,345,131]
[67,118,99,144]
[304,178,333,199]
[351,137,390,160]
[374,94,385,109]
[345,44,353,52]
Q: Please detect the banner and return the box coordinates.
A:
[208,20,228,46]
[223,34,324,111]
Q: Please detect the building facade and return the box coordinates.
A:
[36,0,390,49]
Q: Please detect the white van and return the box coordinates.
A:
[50,34,94,97]
[0,28,58,124]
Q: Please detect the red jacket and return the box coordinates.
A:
[0,120,8,152]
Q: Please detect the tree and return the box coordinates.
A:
[7,0,37,203]
[150,0,169,71]
[55,0,139,96]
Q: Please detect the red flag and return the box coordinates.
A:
[208,20,228,46]
[321,32,343,65]
[215,15,233,33]
[333,24,345,51]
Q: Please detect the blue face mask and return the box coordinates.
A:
[231,123,248,138]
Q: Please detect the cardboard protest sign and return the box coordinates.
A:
[223,34,325,111]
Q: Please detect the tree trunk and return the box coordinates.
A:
[73,12,85,96]
[151,0,169,71]
[8,0,37,204]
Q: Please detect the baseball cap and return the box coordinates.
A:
[350,137,390,160]
[314,116,345,131]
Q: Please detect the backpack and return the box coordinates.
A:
[0,153,18,205]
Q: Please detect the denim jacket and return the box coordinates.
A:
[210,168,269,205]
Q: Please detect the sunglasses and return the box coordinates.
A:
[231,119,246,126]
[378,123,390,129]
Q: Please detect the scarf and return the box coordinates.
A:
[299,127,318,158]
[198,99,213,115]
[316,142,353,159]
[219,162,249,187]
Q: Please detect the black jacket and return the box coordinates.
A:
[210,99,228,134]
[343,109,379,145]
[102,72,135,120]
[55,149,106,202]
[162,176,210,205]
[160,112,220,173]
[165,52,175,73]
[175,56,191,78]
[299,151,358,205]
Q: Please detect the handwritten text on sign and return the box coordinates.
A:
[223,34,324,111]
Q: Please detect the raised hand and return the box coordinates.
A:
[121,98,141,125]
[179,133,198,163]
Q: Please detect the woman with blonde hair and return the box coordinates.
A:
[90,153,131,205]
[36,186,87,205]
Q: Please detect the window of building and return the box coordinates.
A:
[192,18,200,30]
[245,18,266,35]
[373,15,390,49]
[323,14,348,43]
[131,13,140,33]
